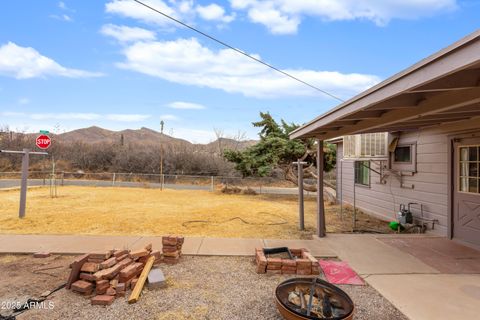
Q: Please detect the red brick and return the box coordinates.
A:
[116,253,129,262]
[116,283,126,292]
[296,269,312,275]
[79,272,96,282]
[282,259,296,267]
[89,251,112,260]
[94,264,122,281]
[256,264,266,274]
[100,257,117,269]
[81,262,100,273]
[113,250,129,258]
[163,251,179,258]
[129,249,149,259]
[33,252,51,258]
[130,278,138,290]
[71,280,93,293]
[119,263,141,282]
[87,258,105,264]
[91,295,115,306]
[116,257,133,270]
[106,287,116,296]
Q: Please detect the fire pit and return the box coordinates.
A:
[275,278,354,320]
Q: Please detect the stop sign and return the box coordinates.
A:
[36,134,51,150]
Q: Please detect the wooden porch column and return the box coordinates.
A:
[317,139,326,237]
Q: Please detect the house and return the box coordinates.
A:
[290,30,480,249]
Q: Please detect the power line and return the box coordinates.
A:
[132,0,345,102]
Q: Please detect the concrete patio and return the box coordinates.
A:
[0,233,479,320]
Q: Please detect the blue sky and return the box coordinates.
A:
[0,0,478,143]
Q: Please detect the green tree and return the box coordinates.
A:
[224,112,336,191]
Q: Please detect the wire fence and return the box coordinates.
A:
[0,170,338,196]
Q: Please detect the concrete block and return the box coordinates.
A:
[147,268,166,289]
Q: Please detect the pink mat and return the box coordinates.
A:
[319,260,364,285]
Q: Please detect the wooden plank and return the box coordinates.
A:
[128,256,155,304]
[66,254,89,289]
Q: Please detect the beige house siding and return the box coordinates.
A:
[336,117,480,237]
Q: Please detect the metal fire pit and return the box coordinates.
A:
[275,278,354,320]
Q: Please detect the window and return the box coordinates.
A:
[394,146,412,163]
[355,161,370,186]
[390,143,417,173]
[344,133,388,158]
[459,146,479,194]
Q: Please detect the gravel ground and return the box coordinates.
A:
[0,255,407,320]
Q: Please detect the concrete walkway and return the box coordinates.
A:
[0,234,337,257]
[320,234,480,320]
[1,233,478,320]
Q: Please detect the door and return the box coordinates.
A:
[454,138,480,247]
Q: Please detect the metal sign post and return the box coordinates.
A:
[0,149,48,218]
[293,160,308,230]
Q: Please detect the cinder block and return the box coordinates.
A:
[147,268,166,289]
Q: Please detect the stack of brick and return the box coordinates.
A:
[67,244,156,306]
[255,247,320,276]
[255,248,267,273]
[162,235,184,264]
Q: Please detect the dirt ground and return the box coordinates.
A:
[0,254,406,320]
[0,187,393,239]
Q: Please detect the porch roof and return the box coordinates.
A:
[290,30,480,140]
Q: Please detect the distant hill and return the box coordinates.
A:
[53,126,257,151]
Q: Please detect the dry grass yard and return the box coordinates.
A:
[0,186,392,238]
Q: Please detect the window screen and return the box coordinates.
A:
[355,161,370,186]
[394,146,412,163]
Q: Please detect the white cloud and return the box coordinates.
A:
[105,0,180,26]
[230,0,458,34]
[167,101,206,110]
[159,114,180,121]
[50,14,73,22]
[105,0,234,26]
[117,37,379,98]
[196,3,235,23]
[18,98,30,105]
[106,114,151,122]
[0,42,103,79]
[1,112,150,122]
[101,24,156,43]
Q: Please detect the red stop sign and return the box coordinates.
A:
[36,134,51,150]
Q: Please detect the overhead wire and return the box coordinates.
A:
[132,0,345,102]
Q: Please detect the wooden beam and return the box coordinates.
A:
[313,87,480,140]
[341,110,385,120]
[128,256,155,304]
[316,140,326,238]
[409,68,480,93]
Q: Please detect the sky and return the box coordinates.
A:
[0,0,479,143]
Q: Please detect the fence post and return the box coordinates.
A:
[61,171,64,186]
[211,176,214,192]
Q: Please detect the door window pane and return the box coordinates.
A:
[469,163,478,177]
[460,147,469,161]
[469,178,478,193]
[469,147,478,161]
[460,177,468,192]
[460,162,468,177]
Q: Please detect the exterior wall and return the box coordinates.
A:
[335,142,343,204]
[337,118,480,237]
